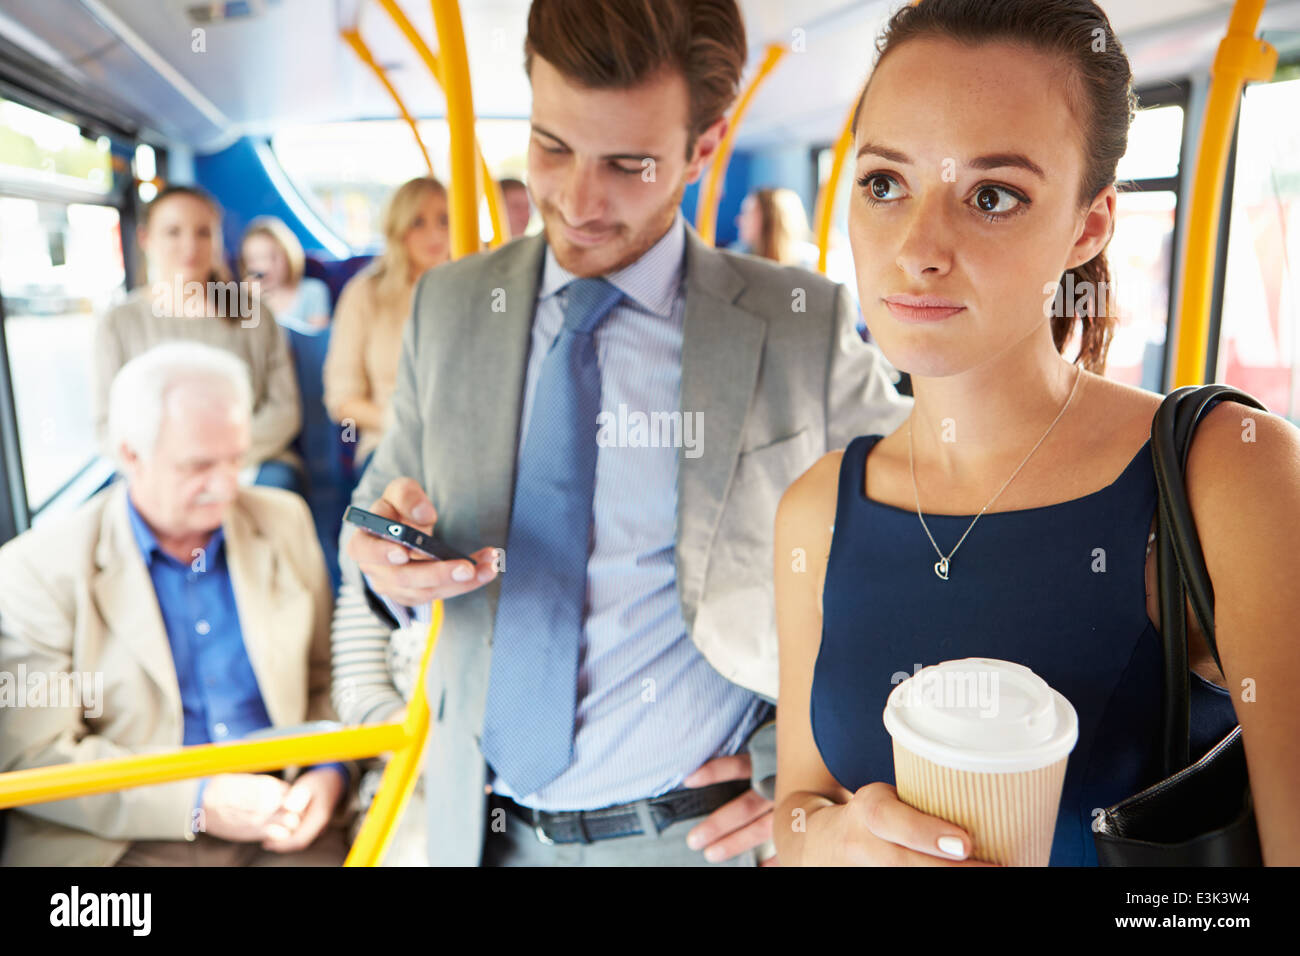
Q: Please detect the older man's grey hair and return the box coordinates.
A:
[107,342,253,464]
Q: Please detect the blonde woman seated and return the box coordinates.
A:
[323,176,449,473]
[330,579,428,866]
[238,216,332,333]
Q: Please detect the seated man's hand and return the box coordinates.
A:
[347,477,498,607]
[200,773,292,842]
[683,754,777,866]
[259,768,346,854]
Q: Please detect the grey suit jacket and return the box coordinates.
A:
[339,225,912,864]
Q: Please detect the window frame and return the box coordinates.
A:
[1118,80,1190,394]
[0,82,142,541]
[1205,57,1300,407]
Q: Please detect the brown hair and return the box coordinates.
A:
[524,0,747,155]
[140,184,231,285]
[751,187,812,265]
[852,0,1135,372]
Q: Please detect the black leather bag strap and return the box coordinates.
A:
[1150,384,1267,775]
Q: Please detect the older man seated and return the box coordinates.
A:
[0,341,351,866]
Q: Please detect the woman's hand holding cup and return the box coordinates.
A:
[805,782,1000,866]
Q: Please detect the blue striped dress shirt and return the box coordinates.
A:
[486,212,769,810]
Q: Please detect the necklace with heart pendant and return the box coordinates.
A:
[909,366,1082,581]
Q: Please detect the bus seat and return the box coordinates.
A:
[284,323,351,593]
[304,254,374,309]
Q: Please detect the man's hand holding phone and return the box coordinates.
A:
[347,477,498,607]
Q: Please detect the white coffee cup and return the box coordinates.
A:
[883,658,1078,866]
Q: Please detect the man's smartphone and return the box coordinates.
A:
[344,506,476,565]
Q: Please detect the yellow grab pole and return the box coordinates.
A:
[430,0,480,258]
[482,168,509,248]
[342,28,435,175]
[344,601,444,866]
[1172,0,1275,387]
[374,0,509,246]
[0,723,406,809]
[694,43,786,246]
[338,0,476,865]
[376,0,446,86]
[812,96,857,275]
[814,0,921,272]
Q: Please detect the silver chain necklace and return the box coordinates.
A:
[909,366,1083,581]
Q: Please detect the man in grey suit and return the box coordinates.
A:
[341,0,911,866]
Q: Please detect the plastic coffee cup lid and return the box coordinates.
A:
[883,658,1078,774]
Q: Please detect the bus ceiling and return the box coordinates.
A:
[0,1,1299,154]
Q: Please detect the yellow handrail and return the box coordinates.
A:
[336,0,482,862]
[694,43,786,246]
[1171,0,1276,387]
[341,27,434,175]
[431,0,480,259]
[0,724,406,809]
[373,0,509,247]
[812,96,858,275]
[344,601,444,866]
[0,604,444,867]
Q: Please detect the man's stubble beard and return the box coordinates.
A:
[541,177,687,277]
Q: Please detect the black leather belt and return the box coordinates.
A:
[489,779,749,845]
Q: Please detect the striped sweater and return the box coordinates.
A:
[329,580,424,725]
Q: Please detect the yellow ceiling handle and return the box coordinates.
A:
[341,27,434,175]
[373,0,509,247]
[694,43,786,246]
[812,94,858,275]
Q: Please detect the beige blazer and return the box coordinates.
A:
[322,269,415,464]
[0,483,337,867]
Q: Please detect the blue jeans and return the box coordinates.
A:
[254,460,306,496]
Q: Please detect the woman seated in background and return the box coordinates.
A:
[92,184,304,492]
[323,176,449,473]
[239,216,332,333]
[734,186,820,270]
[330,579,428,866]
[772,0,1300,866]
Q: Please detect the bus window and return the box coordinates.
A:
[271,118,530,250]
[0,198,124,512]
[0,97,114,195]
[1216,68,1300,424]
[1106,189,1175,391]
[1104,103,1184,390]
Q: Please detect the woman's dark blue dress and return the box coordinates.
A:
[810,432,1239,866]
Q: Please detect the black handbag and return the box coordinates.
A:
[1092,384,1265,866]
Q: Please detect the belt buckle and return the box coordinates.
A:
[530,809,555,846]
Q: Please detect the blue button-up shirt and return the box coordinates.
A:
[126,497,346,818]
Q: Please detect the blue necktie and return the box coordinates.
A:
[481,277,624,797]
